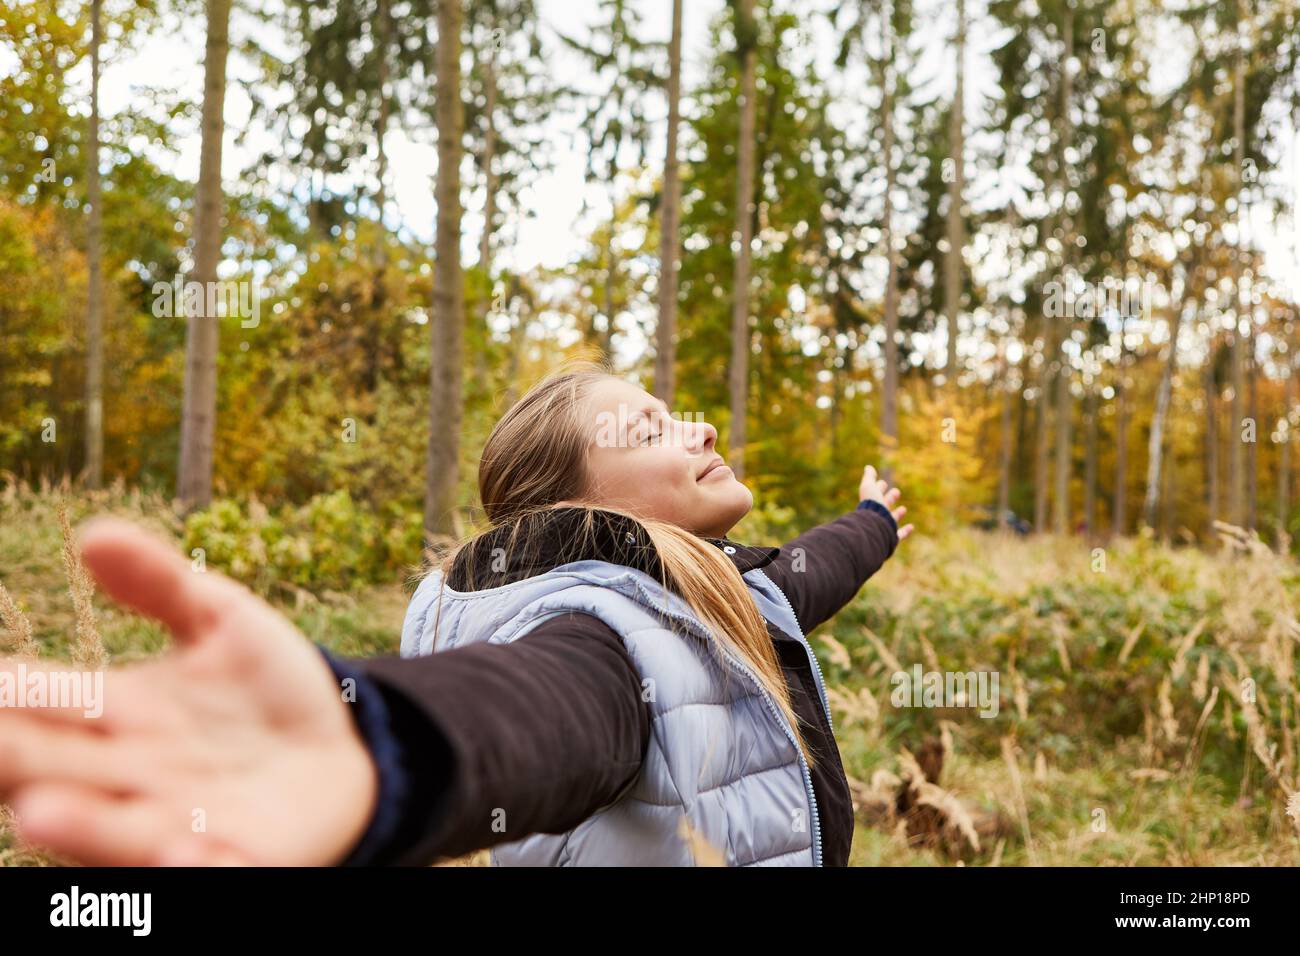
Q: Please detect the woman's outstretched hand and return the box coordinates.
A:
[859,465,914,542]
[0,518,378,866]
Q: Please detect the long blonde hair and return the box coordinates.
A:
[430,358,819,769]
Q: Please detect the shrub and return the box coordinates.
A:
[182,491,423,595]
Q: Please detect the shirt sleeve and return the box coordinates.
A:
[760,501,900,634]
[324,611,651,866]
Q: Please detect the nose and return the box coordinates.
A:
[683,417,716,457]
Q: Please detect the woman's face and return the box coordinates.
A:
[577,377,753,538]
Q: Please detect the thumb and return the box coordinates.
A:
[77,517,234,645]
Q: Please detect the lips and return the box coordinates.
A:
[697,457,728,481]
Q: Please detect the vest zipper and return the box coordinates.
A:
[630,579,823,867]
[751,570,834,735]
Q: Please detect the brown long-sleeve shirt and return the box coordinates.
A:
[342,502,899,866]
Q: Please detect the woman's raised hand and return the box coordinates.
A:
[859,465,914,542]
[0,518,378,866]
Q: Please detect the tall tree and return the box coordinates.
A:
[1113,311,1129,535]
[653,0,683,406]
[991,0,1147,534]
[728,0,758,479]
[879,1,903,478]
[942,0,966,394]
[829,0,917,482]
[556,0,661,361]
[1051,0,1074,535]
[473,13,496,273]
[1172,0,1300,535]
[1144,274,1191,530]
[1228,0,1248,528]
[463,0,555,404]
[374,0,394,223]
[84,0,104,489]
[463,0,553,259]
[426,0,466,541]
[1279,319,1296,549]
[177,0,233,510]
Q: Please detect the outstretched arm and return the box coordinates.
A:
[0,519,649,867]
[761,466,912,634]
[328,612,649,865]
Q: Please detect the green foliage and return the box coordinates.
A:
[182,490,423,595]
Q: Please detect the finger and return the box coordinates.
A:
[884,488,902,507]
[0,713,146,798]
[898,524,914,541]
[862,465,877,483]
[892,505,907,522]
[9,782,177,866]
[78,518,240,644]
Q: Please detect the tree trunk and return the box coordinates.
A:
[1205,338,1220,537]
[477,27,497,272]
[997,337,1014,529]
[1143,298,1185,529]
[728,0,758,480]
[376,0,392,223]
[1279,324,1295,550]
[503,294,529,409]
[602,225,617,360]
[1113,314,1129,537]
[1034,321,1051,533]
[425,0,466,542]
[1051,3,1074,535]
[85,0,104,490]
[1052,314,1071,534]
[1246,286,1258,532]
[1228,5,1246,528]
[829,334,845,463]
[654,0,683,407]
[1084,387,1097,537]
[942,0,965,393]
[880,0,899,483]
[473,20,498,395]
[177,0,233,510]
[1161,423,1176,543]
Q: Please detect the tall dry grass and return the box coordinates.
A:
[0,490,110,864]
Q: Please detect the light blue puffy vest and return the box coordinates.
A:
[399,558,830,866]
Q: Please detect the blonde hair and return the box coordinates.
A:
[429,358,819,770]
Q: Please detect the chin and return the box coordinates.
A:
[703,482,753,536]
[731,481,755,515]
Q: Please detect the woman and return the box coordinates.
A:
[0,362,910,867]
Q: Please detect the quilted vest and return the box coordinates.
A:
[399,558,828,866]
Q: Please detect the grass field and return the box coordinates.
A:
[2,482,1298,866]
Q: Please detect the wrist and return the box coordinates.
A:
[330,721,382,865]
[317,645,413,866]
[857,498,898,533]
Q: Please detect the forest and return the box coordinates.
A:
[2,0,1300,866]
